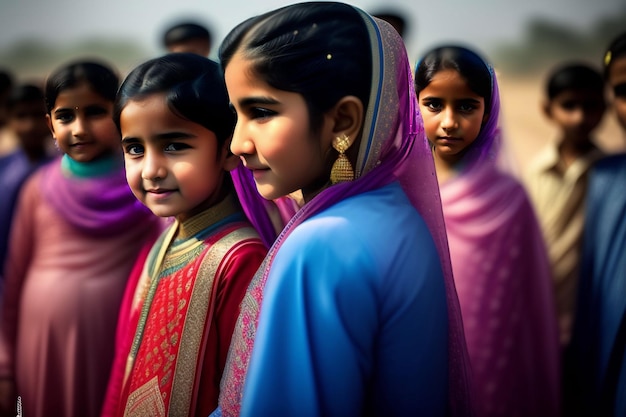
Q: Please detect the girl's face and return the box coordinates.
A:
[607,55,626,131]
[418,69,488,165]
[120,94,239,222]
[224,53,333,202]
[544,89,606,144]
[46,82,119,162]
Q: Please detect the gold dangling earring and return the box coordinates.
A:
[330,134,355,184]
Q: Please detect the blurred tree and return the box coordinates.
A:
[0,38,151,80]
[493,8,626,75]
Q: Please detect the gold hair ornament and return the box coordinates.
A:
[330,134,354,184]
[605,50,612,67]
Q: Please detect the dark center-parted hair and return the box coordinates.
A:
[114,53,236,148]
[44,60,119,114]
[544,62,604,100]
[415,45,492,111]
[604,31,626,79]
[218,1,372,135]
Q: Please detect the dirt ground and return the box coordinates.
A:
[497,74,626,175]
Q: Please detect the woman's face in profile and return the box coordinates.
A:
[225,52,333,201]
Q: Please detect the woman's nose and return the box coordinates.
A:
[230,123,255,156]
[141,151,166,181]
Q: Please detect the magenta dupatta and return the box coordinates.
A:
[219,8,474,417]
[39,155,156,237]
[439,56,561,416]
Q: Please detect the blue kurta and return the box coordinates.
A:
[567,153,626,416]
[240,183,449,416]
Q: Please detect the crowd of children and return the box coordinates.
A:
[0,2,625,417]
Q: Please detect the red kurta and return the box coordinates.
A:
[101,195,266,417]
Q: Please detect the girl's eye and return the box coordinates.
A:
[422,100,442,112]
[250,107,277,120]
[164,143,191,152]
[124,144,144,156]
[55,112,74,123]
[84,106,109,117]
[458,101,479,113]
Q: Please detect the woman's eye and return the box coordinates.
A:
[84,106,109,117]
[251,107,277,120]
[458,102,478,113]
[55,112,74,123]
[422,101,442,112]
[125,144,144,156]
[164,143,191,152]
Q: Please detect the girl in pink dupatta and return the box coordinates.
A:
[212,2,475,416]
[416,45,561,417]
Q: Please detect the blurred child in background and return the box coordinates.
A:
[0,83,54,284]
[566,31,626,417]
[524,62,607,348]
[0,60,162,417]
[416,44,560,417]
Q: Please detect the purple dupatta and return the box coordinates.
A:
[40,155,157,238]
[437,54,560,416]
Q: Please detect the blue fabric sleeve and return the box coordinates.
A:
[240,188,448,416]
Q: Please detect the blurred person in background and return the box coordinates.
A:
[0,60,162,417]
[416,44,560,417]
[162,21,212,57]
[524,62,607,349]
[371,8,408,39]
[0,70,17,157]
[565,30,626,417]
[0,83,54,287]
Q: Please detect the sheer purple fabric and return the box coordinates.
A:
[437,52,560,416]
[224,8,475,416]
[40,156,157,238]
[231,165,281,248]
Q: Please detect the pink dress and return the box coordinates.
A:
[0,158,162,417]
[441,164,561,417]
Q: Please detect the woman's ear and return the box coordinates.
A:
[542,99,552,120]
[482,112,490,125]
[46,114,56,138]
[328,95,364,147]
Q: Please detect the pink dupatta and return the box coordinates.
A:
[438,53,560,416]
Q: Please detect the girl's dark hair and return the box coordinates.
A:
[544,62,604,99]
[44,60,119,114]
[415,45,492,110]
[219,1,372,135]
[604,31,626,79]
[7,83,44,110]
[114,53,235,147]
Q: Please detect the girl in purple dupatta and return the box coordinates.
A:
[213,2,474,416]
[0,60,162,417]
[416,45,561,417]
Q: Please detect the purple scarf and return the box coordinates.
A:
[40,155,156,237]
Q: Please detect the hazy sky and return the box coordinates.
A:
[1,0,624,64]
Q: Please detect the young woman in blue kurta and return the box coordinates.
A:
[212,2,475,416]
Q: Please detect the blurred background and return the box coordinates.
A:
[1,0,625,171]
